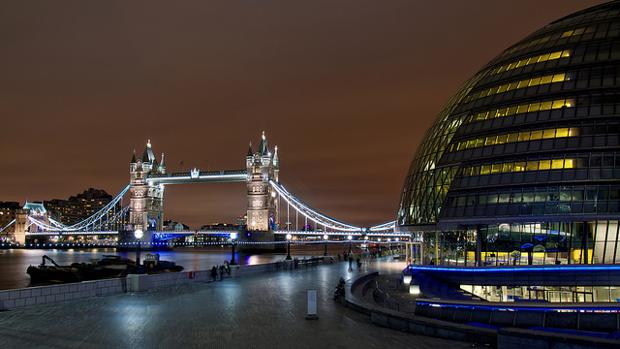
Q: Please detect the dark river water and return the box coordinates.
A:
[0,246,336,290]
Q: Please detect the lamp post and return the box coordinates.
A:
[286,233,292,260]
[134,228,144,266]
[323,234,329,256]
[230,232,238,265]
[347,234,353,254]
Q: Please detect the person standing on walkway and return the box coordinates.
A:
[211,266,217,281]
[218,265,224,281]
[348,256,353,271]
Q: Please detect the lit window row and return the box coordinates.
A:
[466,73,569,102]
[451,127,579,152]
[463,158,576,176]
[503,26,591,56]
[465,98,574,123]
[492,50,571,75]
[560,27,588,38]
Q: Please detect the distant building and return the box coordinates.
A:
[199,223,242,231]
[44,188,113,225]
[163,220,190,231]
[0,201,20,232]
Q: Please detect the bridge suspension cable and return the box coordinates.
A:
[269,180,362,232]
[0,219,15,234]
[27,184,130,232]
[368,220,396,232]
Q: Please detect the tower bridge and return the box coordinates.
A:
[5,132,400,246]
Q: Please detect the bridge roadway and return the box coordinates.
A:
[0,260,469,349]
[146,169,247,185]
[26,230,410,238]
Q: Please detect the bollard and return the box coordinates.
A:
[305,289,318,320]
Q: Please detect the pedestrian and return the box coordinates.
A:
[356,257,362,269]
[348,256,353,271]
[218,265,224,281]
[210,266,217,281]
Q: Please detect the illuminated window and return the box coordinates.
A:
[530,130,543,140]
[466,98,574,123]
[501,26,590,59]
[492,50,571,75]
[465,73,569,102]
[514,162,526,171]
[561,27,586,38]
[551,159,564,169]
[451,127,579,152]
[463,158,578,177]
[538,160,551,170]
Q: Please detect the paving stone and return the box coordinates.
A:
[0,260,470,349]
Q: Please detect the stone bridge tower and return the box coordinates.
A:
[129,140,166,232]
[246,132,279,231]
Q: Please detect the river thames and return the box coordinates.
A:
[0,244,359,290]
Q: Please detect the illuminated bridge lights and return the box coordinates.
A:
[25,231,119,236]
[272,231,409,237]
[146,170,247,185]
[20,158,400,241]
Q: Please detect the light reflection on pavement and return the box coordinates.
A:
[0,258,470,349]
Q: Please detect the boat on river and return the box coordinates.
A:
[27,254,183,285]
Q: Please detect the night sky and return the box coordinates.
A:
[0,0,604,228]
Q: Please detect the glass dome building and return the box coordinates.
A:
[398,1,620,269]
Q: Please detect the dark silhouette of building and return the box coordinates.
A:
[0,201,21,232]
[44,188,113,225]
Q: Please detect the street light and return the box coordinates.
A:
[285,233,292,260]
[323,234,329,256]
[134,228,143,266]
[347,234,353,254]
[230,232,238,265]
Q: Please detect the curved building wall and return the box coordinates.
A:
[398,1,620,266]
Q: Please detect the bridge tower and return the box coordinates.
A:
[13,209,27,245]
[246,132,279,231]
[13,202,49,244]
[129,140,166,232]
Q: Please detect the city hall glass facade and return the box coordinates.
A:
[398,2,620,269]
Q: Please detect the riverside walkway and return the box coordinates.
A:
[0,259,470,348]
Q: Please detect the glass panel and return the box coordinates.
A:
[551,159,564,169]
[539,160,551,170]
[530,130,543,140]
[543,129,556,138]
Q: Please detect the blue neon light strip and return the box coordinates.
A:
[409,264,620,273]
[415,300,620,313]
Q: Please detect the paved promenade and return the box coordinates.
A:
[0,259,470,348]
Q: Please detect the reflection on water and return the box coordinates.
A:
[0,247,294,290]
